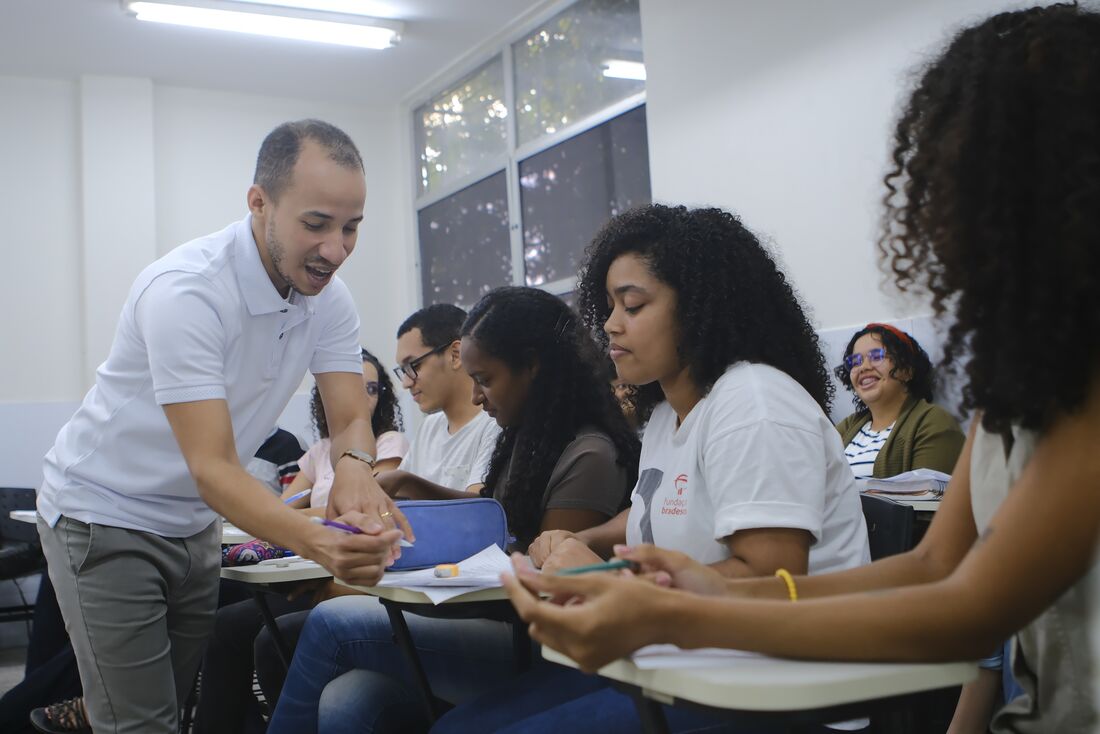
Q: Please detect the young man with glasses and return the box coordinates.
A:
[377,304,500,499]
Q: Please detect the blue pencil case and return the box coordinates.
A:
[390,497,508,571]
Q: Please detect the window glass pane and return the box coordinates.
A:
[520,105,650,287]
[415,56,508,196]
[417,171,512,308]
[513,0,644,145]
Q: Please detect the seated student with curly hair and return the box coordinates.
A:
[836,324,985,730]
[835,323,964,479]
[265,286,640,734]
[502,6,1100,734]
[432,203,871,734]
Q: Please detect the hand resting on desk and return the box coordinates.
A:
[539,537,603,573]
[528,529,578,567]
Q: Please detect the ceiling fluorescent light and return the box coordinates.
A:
[122,0,403,49]
[602,60,646,81]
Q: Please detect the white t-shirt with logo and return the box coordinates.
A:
[626,362,870,575]
[399,410,500,491]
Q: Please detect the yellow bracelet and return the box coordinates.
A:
[775,568,798,601]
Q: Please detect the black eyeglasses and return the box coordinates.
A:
[393,342,450,381]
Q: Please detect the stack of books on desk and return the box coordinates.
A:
[861,469,950,499]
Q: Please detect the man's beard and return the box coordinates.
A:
[266,220,299,295]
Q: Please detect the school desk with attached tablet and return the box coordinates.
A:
[220,559,332,667]
[543,645,977,734]
[339,546,528,722]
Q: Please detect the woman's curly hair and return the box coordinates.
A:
[463,287,640,548]
[577,204,833,421]
[310,347,403,440]
[879,4,1100,435]
[834,325,935,414]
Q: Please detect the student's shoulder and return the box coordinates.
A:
[906,399,965,434]
[706,363,824,432]
[563,427,618,459]
[835,410,868,438]
[707,362,798,411]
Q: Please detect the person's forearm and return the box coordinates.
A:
[194,458,321,555]
[329,417,377,470]
[576,510,629,558]
[708,556,764,579]
[662,574,1003,662]
[725,546,949,600]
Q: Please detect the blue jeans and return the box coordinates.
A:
[266,595,521,734]
[432,665,860,734]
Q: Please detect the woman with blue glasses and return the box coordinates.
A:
[835,323,964,480]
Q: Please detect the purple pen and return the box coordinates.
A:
[309,516,413,547]
[311,517,362,534]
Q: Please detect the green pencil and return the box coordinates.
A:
[556,558,639,575]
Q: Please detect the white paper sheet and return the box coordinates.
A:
[373,544,514,604]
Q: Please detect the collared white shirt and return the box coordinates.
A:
[39,216,364,537]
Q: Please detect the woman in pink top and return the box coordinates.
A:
[284,347,409,509]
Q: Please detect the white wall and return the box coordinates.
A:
[638,0,1026,330]
[0,76,84,401]
[152,84,416,360]
[0,75,418,490]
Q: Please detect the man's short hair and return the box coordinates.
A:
[254,119,363,202]
[397,304,467,348]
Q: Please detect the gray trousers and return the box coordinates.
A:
[38,516,221,734]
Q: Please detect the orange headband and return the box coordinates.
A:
[865,322,913,349]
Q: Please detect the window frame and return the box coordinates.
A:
[407,0,648,306]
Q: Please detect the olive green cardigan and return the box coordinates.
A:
[835,397,965,477]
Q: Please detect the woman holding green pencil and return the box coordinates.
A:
[431,204,871,734]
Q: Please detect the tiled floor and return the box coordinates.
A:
[0,645,27,695]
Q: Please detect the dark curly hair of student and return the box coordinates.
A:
[577,204,833,422]
[834,324,934,414]
[879,4,1100,435]
[462,287,640,548]
[310,348,403,440]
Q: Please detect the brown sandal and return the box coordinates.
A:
[29,696,92,733]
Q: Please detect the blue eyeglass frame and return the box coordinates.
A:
[844,347,888,370]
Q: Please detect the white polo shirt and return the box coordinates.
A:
[38,216,364,537]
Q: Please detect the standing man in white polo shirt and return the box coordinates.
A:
[35,119,411,734]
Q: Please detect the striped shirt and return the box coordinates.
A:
[844,422,895,479]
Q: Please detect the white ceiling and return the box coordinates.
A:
[0,0,547,104]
